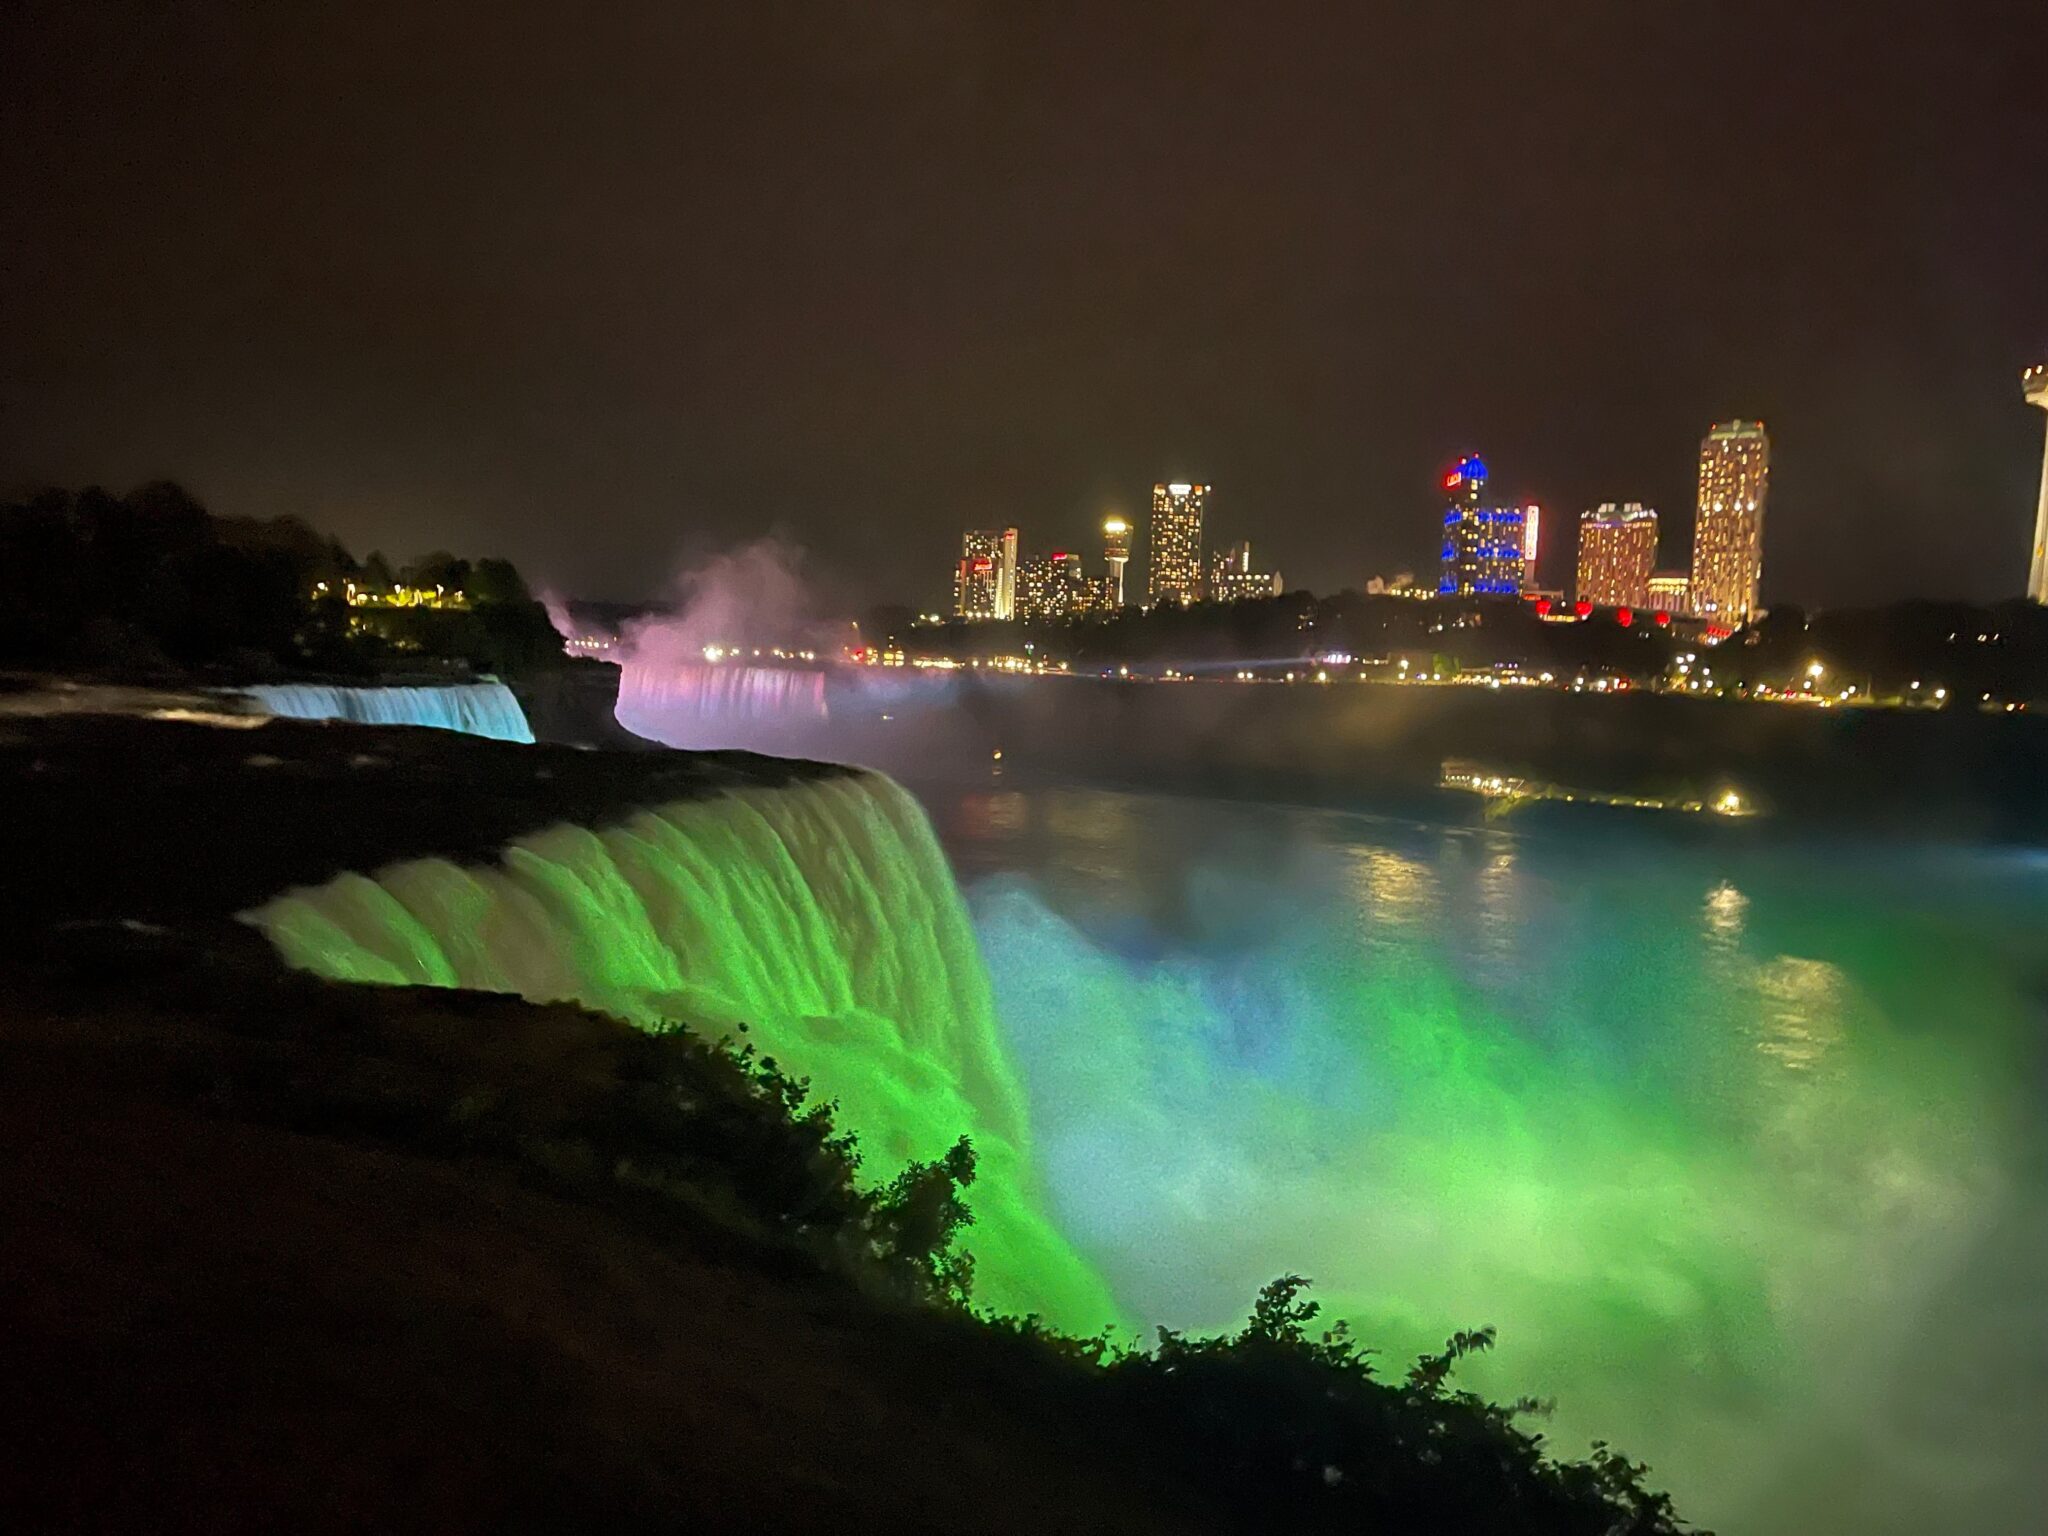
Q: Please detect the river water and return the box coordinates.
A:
[922,782,2048,1534]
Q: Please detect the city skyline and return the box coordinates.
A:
[2,5,2042,608]
[932,381,2048,622]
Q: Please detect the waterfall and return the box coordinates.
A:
[241,770,1114,1327]
[615,662,827,750]
[243,681,535,743]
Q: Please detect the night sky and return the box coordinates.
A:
[4,1,2046,609]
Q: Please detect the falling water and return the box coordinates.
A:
[242,681,535,743]
[241,770,1115,1328]
[614,663,827,750]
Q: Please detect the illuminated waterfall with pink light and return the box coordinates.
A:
[615,661,828,749]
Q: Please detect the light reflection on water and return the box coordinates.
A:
[926,782,2048,1536]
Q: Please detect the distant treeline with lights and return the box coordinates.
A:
[868,591,2048,705]
[0,482,564,680]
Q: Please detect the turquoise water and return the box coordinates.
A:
[933,785,2048,1535]
[244,681,534,742]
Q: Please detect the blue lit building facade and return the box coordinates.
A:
[1437,456,1526,596]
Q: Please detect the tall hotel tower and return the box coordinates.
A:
[1437,456,1526,597]
[2025,365,2048,602]
[1576,503,1659,608]
[1147,482,1206,606]
[954,527,1019,620]
[1102,516,1132,608]
[1690,421,1770,627]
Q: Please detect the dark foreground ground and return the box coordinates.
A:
[0,956,1199,1535]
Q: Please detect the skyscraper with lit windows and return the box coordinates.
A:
[954,527,1018,620]
[1015,550,1093,619]
[1210,541,1282,602]
[1147,482,1206,606]
[1576,503,1658,609]
[1690,421,1769,627]
[1437,456,1525,597]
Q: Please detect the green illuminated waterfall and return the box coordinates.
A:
[244,771,1115,1326]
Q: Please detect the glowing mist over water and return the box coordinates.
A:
[943,787,2048,1536]
[615,662,828,750]
[243,681,534,743]
[242,772,1115,1327]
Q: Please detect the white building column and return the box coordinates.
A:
[2027,366,2048,603]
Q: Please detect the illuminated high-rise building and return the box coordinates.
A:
[1210,540,1282,602]
[1102,517,1132,607]
[2024,365,2048,602]
[1520,504,1542,589]
[1437,456,1525,597]
[954,527,1018,620]
[1576,503,1659,609]
[1015,550,1091,620]
[1647,570,1691,617]
[1690,421,1769,627]
[1147,482,1206,606]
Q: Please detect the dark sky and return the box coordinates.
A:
[4,1,2046,609]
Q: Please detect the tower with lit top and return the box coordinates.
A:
[1102,517,1131,607]
[2025,365,2048,603]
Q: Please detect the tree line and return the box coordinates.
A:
[0,482,564,679]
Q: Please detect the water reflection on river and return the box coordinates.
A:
[924,783,2048,1536]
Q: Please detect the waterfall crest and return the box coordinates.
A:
[242,770,1113,1326]
[243,682,535,743]
[615,662,826,750]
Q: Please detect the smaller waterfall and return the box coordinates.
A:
[243,682,535,743]
[616,662,827,750]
